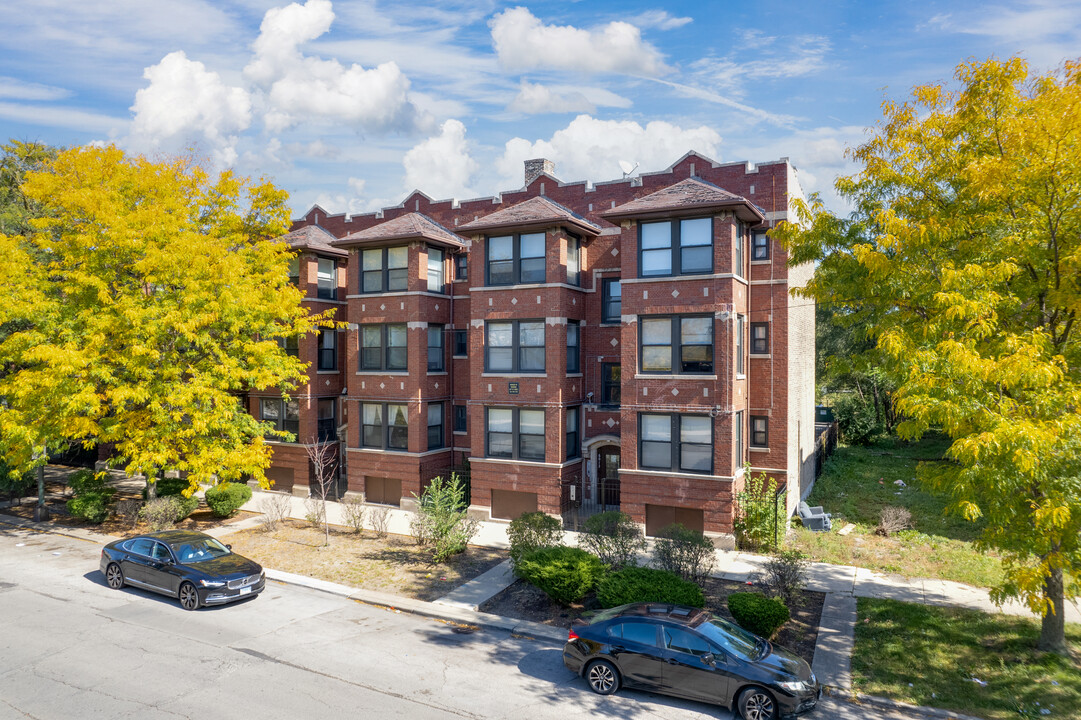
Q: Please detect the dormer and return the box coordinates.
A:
[279,224,348,300]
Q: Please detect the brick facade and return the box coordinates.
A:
[268,151,815,546]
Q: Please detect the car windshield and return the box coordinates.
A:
[697,615,762,661]
[172,537,232,565]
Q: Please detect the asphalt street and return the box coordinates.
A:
[0,525,924,720]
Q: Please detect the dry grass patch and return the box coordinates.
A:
[225,521,507,601]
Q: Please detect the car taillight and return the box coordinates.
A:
[568,629,579,641]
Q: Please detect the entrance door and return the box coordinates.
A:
[597,446,621,510]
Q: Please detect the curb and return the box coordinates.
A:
[827,687,986,720]
[0,513,122,545]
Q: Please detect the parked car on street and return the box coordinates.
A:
[563,602,819,720]
[100,530,264,610]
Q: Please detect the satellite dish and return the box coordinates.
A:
[619,160,639,177]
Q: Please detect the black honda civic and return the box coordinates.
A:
[100,530,265,610]
[563,603,820,720]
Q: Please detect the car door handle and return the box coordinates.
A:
[666,659,680,665]
[611,645,625,652]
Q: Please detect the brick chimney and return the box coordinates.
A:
[524,158,555,186]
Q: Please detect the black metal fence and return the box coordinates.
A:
[560,476,620,531]
[814,421,839,479]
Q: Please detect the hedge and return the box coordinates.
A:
[596,567,705,609]
[205,482,252,518]
[727,592,790,639]
[515,546,606,605]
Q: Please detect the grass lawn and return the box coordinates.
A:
[787,433,1004,588]
[853,598,1081,720]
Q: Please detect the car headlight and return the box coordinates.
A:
[199,580,226,588]
[777,680,812,694]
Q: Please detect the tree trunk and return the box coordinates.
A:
[1038,566,1068,655]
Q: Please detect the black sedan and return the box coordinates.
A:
[100,530,265,610]
[563,603,820,720]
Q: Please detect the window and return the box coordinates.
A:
[428,324,444,372]
[735,221,745,275]
[640,316,714,374]
[486,407,545,461]
[318,398,336,441]
[360,324,407,371]
[288,256,300,287]
[567,320,580,373]
[261,398,299,439]
[280,335,299,358]
[750,415,768,448]
[664,627,713,657]
[454,253,468,282]
[639,413,712,474]
[361,246,408,293]
[362,403,408,451]
[750,322,769,355]
[602,278,621,324]
[485,320,544,373]
[567,234,581,286]
[487,232,545,285]
[566,407,579,460]
[317,257,336,300]
[735,410,744,467]
[427,246,444,294]
[317,329,336,370]
[453,329,468,357]
[736,315,745,375]
[453,405,467,433]
[752,231,769,260]
[427,403,444,450]
[639,217,712,277]
[601,363,621,407]
[613,622,659,647]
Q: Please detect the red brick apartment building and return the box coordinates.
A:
[267,151,815,548]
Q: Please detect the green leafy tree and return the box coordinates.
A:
[0,145,326,496]
[773,58,1081,654]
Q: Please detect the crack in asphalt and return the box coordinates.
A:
[231,646,485,720]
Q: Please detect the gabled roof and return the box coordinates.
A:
[333,212,466,249]
[281,224,349,258]
[600,176,765,224]
[457,196,601,236]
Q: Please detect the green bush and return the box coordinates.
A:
[727,592,790,639]
[578,511,645,568]
[734,470,784,552]
[204,482,252,517]
[515,546,607,605]
[507,511,563,566]
[141,476,198,519]
[140,496,190,531]
[596,567,705,609]
[651,523,717,582]
[69,469,108,495]
[409,473,479,563]
[67,492,113,524]
[833,393,883,445]
[0,464,36,500]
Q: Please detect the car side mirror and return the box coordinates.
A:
[226,544,232,550]
[701,653,717,666]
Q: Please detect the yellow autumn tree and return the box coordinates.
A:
[774,58,1081,654]
[0,145,322,493]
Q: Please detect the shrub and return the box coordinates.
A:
[67,492,113,524]
[508,511,564,566]
[876,506,912,536]
[370,506,390,538]
[341,496,366,534]
[205,482,252,518]
[0,461,35,501]
[597,567,705,609]
[833,393,882,445]
[727,592,790,639]
[652,523,717,582]
[115,499,143,528]
[69,469,109,495]
[260,492,292,531]
[578,511,645,568]
[515,546,606,605]
[304,496,326,528]
[734,470,784,552]
[762,550,808,607]
[410,473,479,562]
[140,496,188,531]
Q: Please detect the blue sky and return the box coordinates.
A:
[2,0,1079,217]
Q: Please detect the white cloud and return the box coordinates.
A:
[402,119,478,199]
[0,76,71,101]
[128,51,251,166]
[495,115,721,188]
[628,10,693,31]
[925,2,1081,69]
[489,7,669,76]
[0,101,123,134]
[507,80,631,114]
[244,0,425,134]
[689,34,831,97]
[647,77,801,128]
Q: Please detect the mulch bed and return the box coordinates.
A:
[480,576,824,664]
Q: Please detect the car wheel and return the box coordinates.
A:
[738,686,777,720]
[585,660,620,696]
[178,582,200,611]
[105,563,124,590]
